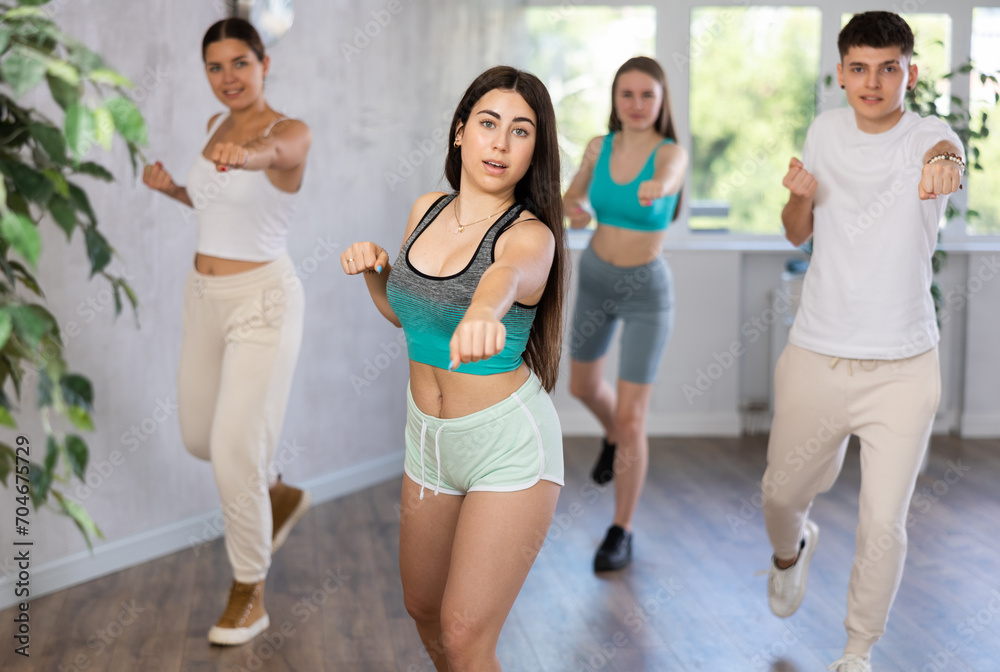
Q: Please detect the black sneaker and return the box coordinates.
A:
[590,438,617,485]
[594,524,632,572]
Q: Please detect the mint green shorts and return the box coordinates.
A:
[403,372,565,497]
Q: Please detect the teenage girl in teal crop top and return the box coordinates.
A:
[562,57,688,573]
[342,67,567,670]
[588,133,679,231]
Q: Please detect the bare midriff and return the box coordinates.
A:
[194,253,270,276]
[408,361,531,419]
[589,224,666,267]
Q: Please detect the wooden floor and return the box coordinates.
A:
[2,435,999,671]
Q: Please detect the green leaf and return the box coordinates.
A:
[44,434,58,473]
[0,311,12,350]
[3,159,55,203]
[65,104,95,158]
[8,303,55,351]
[48,193,76,237]
[0,49,47,97]
[65,41,104,75]
[0,26,10,55]
[87,68,132,87]
[0,178,6,213]
[28,460,51,507]
[67,405,94,431]
[0,406,15,428]
[67,182,95,223]
[42,168,69,197]
[60,373,93,411]
[105,96,147,145]
[0,443,14,486]
[45,59,79,86]
[46,72,79,110]
[2,353,23,400]
[75,161,113,181]
[29,122,67,163]
[0,211,42,267]
[92,105,114,151]
[119,279,139,316]
[84,226,111,275]
[65,434,87,481]
[37,368,54,406]
[9,260,43,296]
[3,7,48,19]
[53,490,104,551]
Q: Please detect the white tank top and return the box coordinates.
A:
[186,114,297,262]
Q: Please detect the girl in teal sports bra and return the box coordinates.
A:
[342,66,566,671]
[563,56,688,573]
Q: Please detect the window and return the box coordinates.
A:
[688,7,822,234]
[969,7,1000,236]
[523,6,656,195]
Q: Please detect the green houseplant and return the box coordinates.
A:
[906,60,998,317]
[0,0,145,547]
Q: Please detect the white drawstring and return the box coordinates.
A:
[830,357,878,376]
[418,420,445,500]
[418,420,428,500]
[829,357,853,375]
[433,426,444,497]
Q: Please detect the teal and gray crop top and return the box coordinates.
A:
[588,133,679,231]
[385,193,537,374]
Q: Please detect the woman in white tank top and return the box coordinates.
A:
[141,18,311,647]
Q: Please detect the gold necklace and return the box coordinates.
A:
[453,197,513,234]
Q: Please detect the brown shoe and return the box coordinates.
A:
[208,580,269,645]
[270,476,311,553]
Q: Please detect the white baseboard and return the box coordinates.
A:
[558,410,742,437]
[960,414,1000,438]
[0,450,404,611]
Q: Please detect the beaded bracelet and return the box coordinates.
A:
[927,152,966,173]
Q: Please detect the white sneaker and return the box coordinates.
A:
[827,653,872,671]
[768,519,819,617]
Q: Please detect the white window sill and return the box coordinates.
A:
[565,229,1000,253]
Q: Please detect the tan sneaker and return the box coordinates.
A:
[270,476,311,553]
[208,580,269,645]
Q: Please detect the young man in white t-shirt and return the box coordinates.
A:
[761,12,964,672]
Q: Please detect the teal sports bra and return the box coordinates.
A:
[385,193,538,374]
[588,133,678,231]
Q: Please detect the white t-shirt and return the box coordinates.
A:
[789,108,961,360]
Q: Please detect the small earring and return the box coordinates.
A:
[840,84,845,90]
[453,139,460,148]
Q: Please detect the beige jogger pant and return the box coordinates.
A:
[178,254,304,583]
[762,342,940,656]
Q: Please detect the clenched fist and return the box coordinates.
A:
[341,241,389,276]
[918,159,963,200]
[782,157,817,200]
[207,142,251,172]
[142,161,176,195]
[567,206,592,229]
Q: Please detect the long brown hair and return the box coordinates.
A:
[608,56,683,221]
[202,18,265,62]
[444,66,565,392]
